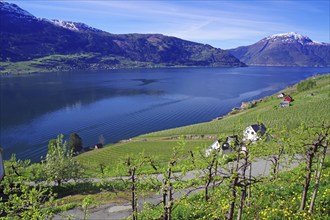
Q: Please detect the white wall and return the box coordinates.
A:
[243,126,259,142]
[205,140,220,156]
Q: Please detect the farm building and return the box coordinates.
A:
[280,101,290,108]
[240,102,256,109]
[277,93,286,98]
[240,102,249,109]
[243,123,267,143]
[205,140,221,156]
[206,135,238,155]
[94,143,104,149]
[283,95,293,102]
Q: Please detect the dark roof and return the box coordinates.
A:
[250,123,266,136]
[226,135,238,143]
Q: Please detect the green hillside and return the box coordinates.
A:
[75,74,330,175]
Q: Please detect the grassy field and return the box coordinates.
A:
[141,74,330,138]
[0,53,101,74]
[76,139,212,176]
[75,74,330,176]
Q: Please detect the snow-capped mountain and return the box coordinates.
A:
[228,32,330,67]
[0,1,103,33]
[0,0,244,68]
[261,32,325,46]
[49,19,103,33]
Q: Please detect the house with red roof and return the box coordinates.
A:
[283,95,293,102]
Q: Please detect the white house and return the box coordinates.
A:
[277,93,285,98]
[206,135,238,155]
[243,123,267,143]
[0,148,4,181]
[205,140,221,156]
[280,100,290,108]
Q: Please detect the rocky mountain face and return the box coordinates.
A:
[228,32,330,67]
[0,1,245,72]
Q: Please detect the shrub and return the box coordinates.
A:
[297,79,316,92]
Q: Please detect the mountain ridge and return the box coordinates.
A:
[228,32,330,67]
[1,1,329,73]
[0,1,245,73]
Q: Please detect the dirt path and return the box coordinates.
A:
[54,157,300,219]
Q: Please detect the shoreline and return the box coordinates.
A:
[1,64,330,76]
[1,72,329,162]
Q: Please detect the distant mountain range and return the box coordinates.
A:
[228,32,330,67]
[0,1,245,73]
[0,1,329,73]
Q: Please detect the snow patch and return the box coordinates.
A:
[51,19,80,31]
[261,32,323,45]
[50,19,103,32]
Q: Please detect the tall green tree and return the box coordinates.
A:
[68,132,83,153]
[43,134,84,185]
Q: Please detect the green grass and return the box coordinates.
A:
[138,155,330,219]
[1,53,196,74]
[75,74,330,176]
[76,140,212,176]
[141,74,330,138]
[0,53,117,74]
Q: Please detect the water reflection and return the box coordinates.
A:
[0,67,328,161]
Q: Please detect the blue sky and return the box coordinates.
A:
[6,0,330,49]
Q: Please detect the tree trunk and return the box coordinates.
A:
[247,163,252,207]
[163,180,168,220]
[131,167,138,220]
[300,125,329,211]
[237,189,246,220]
[205,157,216,202]
[205,178,209,202]
[164,162,174,220]
[228,176,238,220]
[227,152,240,220]
[300,150,314,210]
[168,182,173,220]
[274,146,284,179]
[272,157,278,177]
[237,153,248,220]
[309,144,327,213]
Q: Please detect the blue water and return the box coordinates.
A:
[0,67,328,161]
